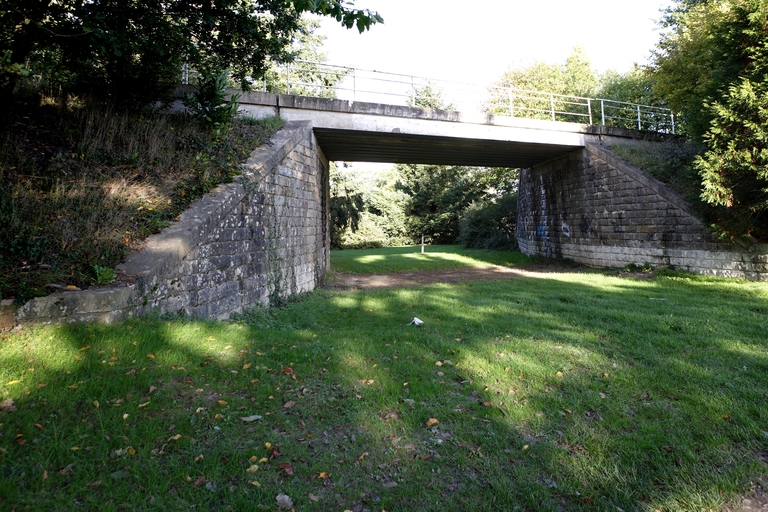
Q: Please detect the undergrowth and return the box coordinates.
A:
[0,98,283,302]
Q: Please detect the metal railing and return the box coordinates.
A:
[255,60,675,133]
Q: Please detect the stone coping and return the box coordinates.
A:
[11,121,312,328]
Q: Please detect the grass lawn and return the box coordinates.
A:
[330,245,536,274]
[1,248,767,511]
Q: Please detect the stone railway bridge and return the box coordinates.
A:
[10,93,768,326]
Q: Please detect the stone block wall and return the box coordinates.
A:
[14,121,329,326]
[516,144,768,280]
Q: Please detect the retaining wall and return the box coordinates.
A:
[516,144,768,280]
[12,121,329,326]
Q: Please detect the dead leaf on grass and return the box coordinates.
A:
[426,418,439,427]
[0,398,16,412]
[269,445,282,460]
[283,401,296,409]
[246,465,259,473]
[240,414,263,422]
[276,493,293,509]
[308,493,319,502]
[277,462,293,475]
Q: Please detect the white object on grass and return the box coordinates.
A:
[408,317,424,326]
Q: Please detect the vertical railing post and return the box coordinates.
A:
[587,98,593,125]
[601,100,606,126]
[411,75,416,106]
[509,89,515,117]
[637,104,642,130]
[550,93,555,121]
[352,67,357,101]
[285,63,291,95]
[671,112,675,134]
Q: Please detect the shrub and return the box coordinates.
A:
[458,194,518,250]
[338,214,390,250]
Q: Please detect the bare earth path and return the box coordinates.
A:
[325,264,768,511]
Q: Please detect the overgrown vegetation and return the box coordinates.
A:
[0,97,284,302]
[1,252,766,510]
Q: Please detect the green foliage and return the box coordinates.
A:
[598,66,659,106]
[329,164,365,249]
[337,213,389,250]
[184,70,241,129]
[92,264,117,285]
[695,77,768,240]
[458,193,518,250]
[397,164,518,244]
[0,0,381,110]
[406,81,455,110]
[652,0,768,141]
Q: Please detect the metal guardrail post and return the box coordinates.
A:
[601,100,605,126]
[671,113,675,134]
[550,94,555,121]
[352,68,357,101]
[509,90,515,117]
[637,104,642,130]
[285,64,291,95]
[587,99,593,125]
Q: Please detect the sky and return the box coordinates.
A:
[314,0,674,169]
[316,0,674,87]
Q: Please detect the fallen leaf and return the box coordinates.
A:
[556,371,563,376]
[36,383,46,389]
[92,400,99,408]
[282,368,294,375]
[259,457,268,464]
[308,493,319,502]
[0,398,16,412]
[34,423,43,430]
[249,480,261,487]
[242,363,252,369]
[168,434,182,441]
[71,446,80,451]
[264,442,272,449]
[79,344,91,352]
[59,464,75,475]
[239,415,263,422]
[599,392,606,399]
[147,354,155,359]
[214,413,223,420]
[6,380,20,386]
[318,471,330,480]
[277,462,293,475]
[276,493,293,509]
[357,452,369,461]
[426,418,439,427]
[127,447,136,455]
[382,481,398,488]
[435,361,443,367]
[193,476,206,487]
[269,445,282,460]
[43,470,48,480]
[125,369,136,375]
[246,465,259,473]
[149,386,157,394]
[249,456,258,463]
[86,480,101,488]
[722,414,730,420]
[283,401,296,409]
[194,454,204,462]
[138,401,150,408]
[522,445,529,451]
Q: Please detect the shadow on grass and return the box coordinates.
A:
[1,272,767,511]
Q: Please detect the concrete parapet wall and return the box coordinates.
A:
[516,144,768,280]
[14,121,329,326]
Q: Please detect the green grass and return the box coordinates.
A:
[331,245,537,274]
[1,257,767,510]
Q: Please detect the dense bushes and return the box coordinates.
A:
[458,194,518,250]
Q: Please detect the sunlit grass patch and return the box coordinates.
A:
[0,270,766,510]
[331,244,535,273]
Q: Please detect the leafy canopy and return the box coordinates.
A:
[1,0,382,106]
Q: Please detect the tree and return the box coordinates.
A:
[1,0,382,108]
[695,77,768,240]
[407,81,455,110]
[487,46,598,120]
[652,0,768,141]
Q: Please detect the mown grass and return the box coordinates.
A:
[1,259,767,510]
[330,245,537,274]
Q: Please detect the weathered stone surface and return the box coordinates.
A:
[516,144,768,280]
[12,121,330,328]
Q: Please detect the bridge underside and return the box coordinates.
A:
[312,128,577,168]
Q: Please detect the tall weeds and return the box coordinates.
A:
[0,100,283,302]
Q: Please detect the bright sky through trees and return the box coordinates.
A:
[317,0,674,86]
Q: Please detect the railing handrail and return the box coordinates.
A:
[264,60,676,133]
